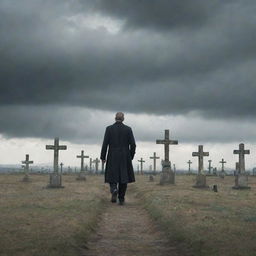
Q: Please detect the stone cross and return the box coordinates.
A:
[22,154,33,174]
[187,160,192,172]
[192,145,209,174]
[150,152,160,173]
[46,138,67,173]
[233,143,250,173]
[156,130,178,165]
[93,158,100,173]
[60,162,64,173]
[208,160,212,174]
[219,158,227,172]
[138,158,145,174]
[89,158,92,171]
[77,150,89,172]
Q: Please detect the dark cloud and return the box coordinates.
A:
[0,0,256,141]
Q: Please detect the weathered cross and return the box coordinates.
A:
[22,154,33,174]
[187,160,192,172]
[89,158,92,171]
[150,152,160,173]
[46,138,67,173]
[208,160,212,174]
[233,143,250,173]
[77,150,89,172]
[156,129,178,166]
[219,158,227,172]
[93,158,100,172]
[138,158,145,173]
[60,162,64,173]
[192,145,209,174]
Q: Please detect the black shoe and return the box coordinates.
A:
[111,189,117,203]
[118,198,125,205]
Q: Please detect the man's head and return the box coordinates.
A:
[115,112,124,122]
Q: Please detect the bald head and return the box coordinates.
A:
[115,112,124,122]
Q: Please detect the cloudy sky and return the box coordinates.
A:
[1,0,256,170]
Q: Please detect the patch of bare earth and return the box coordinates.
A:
[82,191,181,256]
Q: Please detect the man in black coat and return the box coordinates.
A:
[100,112,136,205]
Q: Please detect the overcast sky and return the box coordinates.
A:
[1,0,256,170]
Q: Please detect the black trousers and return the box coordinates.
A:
[109,183,127,200]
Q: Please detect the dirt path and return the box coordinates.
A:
[82,190,181,256]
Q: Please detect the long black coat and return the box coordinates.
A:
[100,122,136,184]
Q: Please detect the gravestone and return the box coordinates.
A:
[233,143,250,189]
[192,145,209,188]
[208,160,212,174]
[93,158,100,174]
[150,152,160,175]
[156,129,178,185]
[187,160,192,174]
[219,158,226,179]
[149,175,154,182]
[138,158,145,175]
[21,154,33,182]
[76,150,89,181]
[46,137,67,188]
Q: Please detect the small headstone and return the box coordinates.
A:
[21,154,33,182]
[187,160,192,174]
[149,175,154,182]
[76,150,89,181]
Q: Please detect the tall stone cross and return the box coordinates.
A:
[233,143,250,173]
[77,150,89,172]
[60,162,64,173]
[46,138,67,173]
[89,158,92,171]
[208,160,212,174]
[187,160,192,172]
[94,158,100,172]
[150,152,160,172]
[22,154,33,174]
[192,145,209,174]
[156,129,178,166]
[219,158,227,172]
[138,158,145,173]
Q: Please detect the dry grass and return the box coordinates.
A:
[133,174,256,256]
[0,174,108,256]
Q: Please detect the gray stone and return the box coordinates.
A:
[48,173,64,188]
[233,175,250,189]
[159,161,175,185]
[149,175,154,182]
[193,174,209,188]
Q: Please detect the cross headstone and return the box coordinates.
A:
[156,129,178,185]
[187,160,192,174]
[89,158,92,172]
[138,158,145,175]
[192,145,209,188]
[233,143,250,189]
[93,158,100,174]
[46,137,67,188]
[208,160,212,174]
[76,150,89,181]
[150,152,160,174]
[21,154,33,182]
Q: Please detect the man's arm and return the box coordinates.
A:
[128,128,136,160]
[100,127,110,161]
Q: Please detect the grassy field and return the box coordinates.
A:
[0,174,108,256]
[133,174,256,256]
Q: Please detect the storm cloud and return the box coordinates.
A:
[1,0,256,142]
